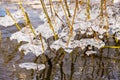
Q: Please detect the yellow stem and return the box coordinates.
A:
[86,0,91,19]
[102,46,120,49]
[64,0,71,17]
[24,12,36,37]
[18,0,36,37]
[60,0,73,46]
[5,8,21,30]
[39,33,45,53]
[40,0,58,40]
[66,0,78,46]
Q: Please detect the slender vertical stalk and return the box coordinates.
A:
[60,0,72,29]
[49,0,53,17]
[19,0,27,24]
[5,8,21,30]
[19,1,36,37]
[49,0,65,23]
[86,0,91,19]
[71,0,78,26]
[66,0,78,46]
[60,0,73,46]
[100,0,103,17]
[40,0,58,40]
[39,33,44,52]
[64,0,71,17]
[25,12,36,36]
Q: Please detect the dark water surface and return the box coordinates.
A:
[0,1,120,80]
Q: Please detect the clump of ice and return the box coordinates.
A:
[10,27,35,43]
[0,10,24,27]
[79,38,105,49]
[50,38,105,53]
[85,50,97,56]
[19,62,45,71]
[19,38,47,56]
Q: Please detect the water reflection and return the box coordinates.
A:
[0,37,120,80]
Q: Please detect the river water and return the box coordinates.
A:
[0,1,120,80]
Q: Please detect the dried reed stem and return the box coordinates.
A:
[49,0,65,23]
[66,0,78,46]
[60,0,73,46]
[24,12,36,36]
[39,33,45,52]
[49,0,53,16]
[102,46,120,48]
[5,8,21,30]
[19,0,36,37]
[19,0,27,23]
[40,0,58,40]
[64,0,71,17]
[86,0,91,19]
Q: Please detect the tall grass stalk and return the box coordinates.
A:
[100,0,107,17]
[100,0,104,17]
[60,0,72,28]
[64,0,71,17]
[39,33,45,52]
[40,0,58,40]
[66,0,78,46]
[5,8,21,30]
[49,0,53,17]
[60,0,73,46]
[86,0,91,19]
[19,0,27,23]
[49,0,65,23]
[24,12,36,36]
[19,0,36,37]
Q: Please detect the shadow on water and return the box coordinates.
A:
[0,36,120,80]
